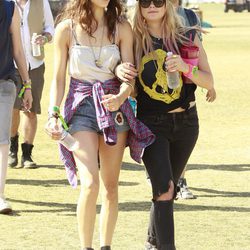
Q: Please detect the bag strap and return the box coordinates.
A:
[184,8,199,27]
[184,8,200,42]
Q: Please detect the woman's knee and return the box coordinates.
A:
[102,182,118,202]
[156,181,175,201]
[81,178,100,197]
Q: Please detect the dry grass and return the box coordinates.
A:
[0,3,250,250]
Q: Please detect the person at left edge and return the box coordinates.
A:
[8,0,54,169]
[0,0,32,214]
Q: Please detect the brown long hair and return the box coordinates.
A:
[56,0,123,40]
[133,1,190,68]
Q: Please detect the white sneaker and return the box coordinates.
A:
[179,185,195,199]
[0,196,12,214]
[177,178,195,199]
[145,242,158,250]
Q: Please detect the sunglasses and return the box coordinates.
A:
[138,0,166,8]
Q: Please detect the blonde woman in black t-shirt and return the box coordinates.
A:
[116,0,214,248]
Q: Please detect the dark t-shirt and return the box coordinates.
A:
[0,0,15,81]
[136,32,197,117]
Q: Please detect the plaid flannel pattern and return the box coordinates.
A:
[59,77,155,187]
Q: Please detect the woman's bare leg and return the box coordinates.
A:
[98,131,128,247]
[73,131,99,248]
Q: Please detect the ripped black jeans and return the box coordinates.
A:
[139,106,199,249]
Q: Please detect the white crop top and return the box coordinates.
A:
[68,23,121,83]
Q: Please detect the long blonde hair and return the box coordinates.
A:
[133,1,189,68]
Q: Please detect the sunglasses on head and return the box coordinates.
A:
[138,0,166,8]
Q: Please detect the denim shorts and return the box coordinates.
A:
[68,96,130,135]
[0,80,16,144]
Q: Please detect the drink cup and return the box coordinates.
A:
[180,45,199,65]
[180,45,199,83]
[31,33,41,57]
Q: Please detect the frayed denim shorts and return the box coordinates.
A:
[0,80,16,144]
[68,96,130,135]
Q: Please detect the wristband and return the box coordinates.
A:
[18,84,32,98]
[23,84,32,89]
[52,106,60,113]
[183,64,193,78]
[183,64,198,79]
[18,87,26,98]
[50,106,69,131]
[192,65,199,76]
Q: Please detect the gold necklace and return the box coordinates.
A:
[88,24,105,68]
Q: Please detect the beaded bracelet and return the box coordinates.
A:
[23,79,32,85]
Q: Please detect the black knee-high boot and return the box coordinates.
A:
[154,200,176,250]
[8,134,19,167]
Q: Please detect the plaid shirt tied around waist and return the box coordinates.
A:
[59,77,155,188]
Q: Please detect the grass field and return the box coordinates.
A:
[1,3,250,250]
